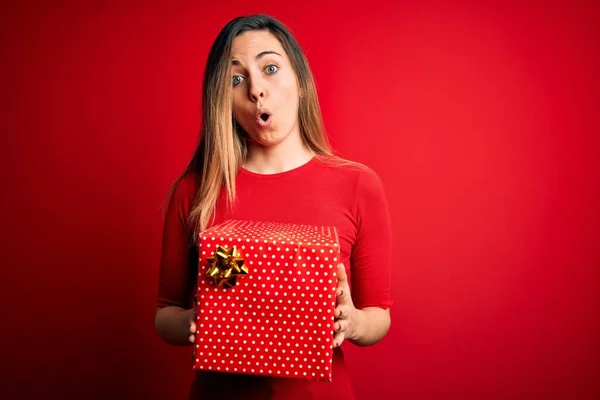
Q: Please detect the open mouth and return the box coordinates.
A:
[256,110,273,127]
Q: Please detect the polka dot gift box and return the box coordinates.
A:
[193,219,340,382]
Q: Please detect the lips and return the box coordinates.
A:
[256,108,273,128]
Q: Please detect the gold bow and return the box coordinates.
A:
[205,245,248,288]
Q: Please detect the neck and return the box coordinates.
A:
[243,131,315,174]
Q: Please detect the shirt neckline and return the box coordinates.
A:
[238,156,318,180]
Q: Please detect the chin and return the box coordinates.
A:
[249,129,290,148]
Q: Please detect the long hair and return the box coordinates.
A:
[164,14,360,241]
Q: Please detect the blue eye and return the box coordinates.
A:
[232,76,244,86]
[265,65,278,74]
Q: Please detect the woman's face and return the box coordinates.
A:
[230,30,301,148]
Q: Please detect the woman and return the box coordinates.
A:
[155,14,393,399]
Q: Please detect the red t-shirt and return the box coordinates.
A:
[157,155,393,399]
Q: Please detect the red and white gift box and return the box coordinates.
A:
[192,220,340,382]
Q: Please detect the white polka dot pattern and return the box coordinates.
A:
[192,220,340,383]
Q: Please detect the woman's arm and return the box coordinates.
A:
[155,175,200,346]
[333,168,393,347]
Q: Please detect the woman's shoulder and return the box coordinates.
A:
[163,170,202,212]
[313,156,390,223]
[313,154,385,193]
[175,170,202,194]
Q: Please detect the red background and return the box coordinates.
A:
[2,1,599,399]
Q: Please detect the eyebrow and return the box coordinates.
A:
[232,50,282,65]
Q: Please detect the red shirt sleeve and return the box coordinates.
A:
[350,169,393,309]
[157,174,199,309]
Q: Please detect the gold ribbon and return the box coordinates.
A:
[205,245,248,288]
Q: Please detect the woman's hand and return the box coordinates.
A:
[155,306,197,347]
[333,263,364,348]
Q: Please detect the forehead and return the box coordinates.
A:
[231,30,285,59]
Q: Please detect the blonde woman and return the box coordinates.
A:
[155,14,393,400]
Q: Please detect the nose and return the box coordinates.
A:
[248,76,266,102]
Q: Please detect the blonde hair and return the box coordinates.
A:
[164,15,366,242]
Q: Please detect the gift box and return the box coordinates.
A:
[192,219,340,382]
